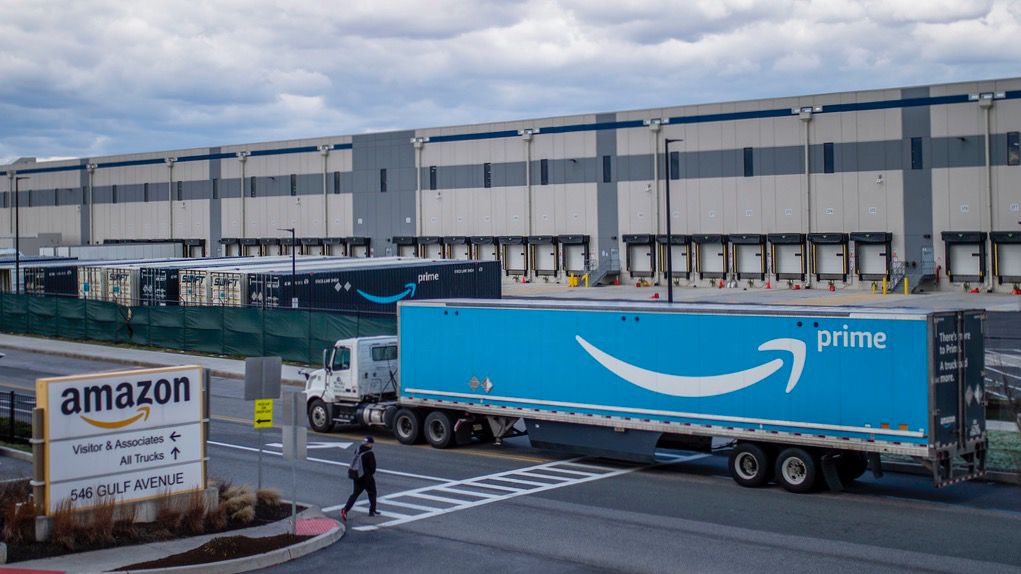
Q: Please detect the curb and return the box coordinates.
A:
[0,444,32,462]
[111,508,345,574]
[0,343,306,386]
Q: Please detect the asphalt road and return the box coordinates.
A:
[2,349,1021,573]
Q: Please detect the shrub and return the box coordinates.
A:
[230,506,255,526]
[180,492,206,536]
[85,497,117,546]
[205,503,228,532]
[112,504,138,541]
[50,499,84,551]
[154,495,182,534]
[2,500,36,544]
[256,487,282,507]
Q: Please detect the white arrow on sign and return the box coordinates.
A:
[265,441,352,450]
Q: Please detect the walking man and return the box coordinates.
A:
[341,436,380,521]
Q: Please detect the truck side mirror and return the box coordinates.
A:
[322,348,331,373]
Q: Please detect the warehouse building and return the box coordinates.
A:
[3,77,1020,292]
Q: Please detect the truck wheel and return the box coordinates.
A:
[424,411,456,449]
[836,453,868,485]
[728,443,772,487]
[393,408,423,445]
[307,400,334,433]
[775,448,818,493]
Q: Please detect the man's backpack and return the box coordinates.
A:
[348,451,364,479]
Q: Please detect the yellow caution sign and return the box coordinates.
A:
[254,399,274,429]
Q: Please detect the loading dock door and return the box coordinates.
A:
[948,245,982,280]
[472,238,499,262]
[419,239,444,259]
[623,235,655,278]
[730,235,765,280]
[349,238,371,257]
[393,237,417,258]
[692,235,727,279]
[768,234,806,281]
[446,238,470,260]
[500,238,528,274]
[530,237,558,276]
[857,244,888,278]
[991,232,1021,283]
[324,240,347,256]
[656,235,690,278]
[809,233,849,281]
[850,232,892,281]
[559,235,590,275]
[942,231,986,283]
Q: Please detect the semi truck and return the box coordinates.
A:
[303,299,987,492]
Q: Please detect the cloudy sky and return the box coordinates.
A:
[1,0,1018,164]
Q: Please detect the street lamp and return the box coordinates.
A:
[13,175,28,295]
[663,139,682,303]
[279,227,296,308]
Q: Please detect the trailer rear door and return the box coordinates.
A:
[930,310,987,487]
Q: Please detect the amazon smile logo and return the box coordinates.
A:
[60,377,193,429]
[357,282,417,304]
[575,336,806,397]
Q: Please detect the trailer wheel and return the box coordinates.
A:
[775,448,818,493]
[728,443,772,487]
[307,399,334,433]
[424,410,456,449]
[393,408,423,445]
[836,453,868,485]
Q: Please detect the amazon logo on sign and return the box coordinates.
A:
[59,378,193,430]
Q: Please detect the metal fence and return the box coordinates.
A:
[0,390,35,444]
[0,293,396,365]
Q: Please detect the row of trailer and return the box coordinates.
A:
[622,231,1021,286]
[9,255,502,313]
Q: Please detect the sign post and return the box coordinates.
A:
[281,392,307,534]
[37,365,206,514]
[245,357,282,491]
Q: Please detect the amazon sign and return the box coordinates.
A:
[38,366,206,514]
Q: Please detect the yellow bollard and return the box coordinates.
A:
[904,277,909,295]
[584,273,589,288]
[882,277,887,295]
[871,282,877,294]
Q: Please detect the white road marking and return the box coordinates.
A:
[342,453,710,532]
[206,440,451,482]
[264,441,353,450]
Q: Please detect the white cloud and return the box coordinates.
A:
[0,0,1018,163]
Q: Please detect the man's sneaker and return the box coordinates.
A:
[340,509,348,522]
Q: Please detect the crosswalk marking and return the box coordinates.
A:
[482,476,554,487]
[435,487,498,498]
[335,454,708,532]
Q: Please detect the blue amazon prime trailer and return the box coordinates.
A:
[392,299,986,491]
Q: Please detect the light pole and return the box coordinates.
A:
[663,139,682,303]
[279,227,296,308]
[13,175,29,294]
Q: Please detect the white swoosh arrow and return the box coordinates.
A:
[575,336,806,398]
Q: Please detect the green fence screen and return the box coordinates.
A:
[0,294,397,365]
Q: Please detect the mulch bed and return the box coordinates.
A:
[119,533,312,570]
[4,503,305,564]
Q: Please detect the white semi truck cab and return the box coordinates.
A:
[303,335,401,432]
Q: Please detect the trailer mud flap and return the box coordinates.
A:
[525,420,660,463]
